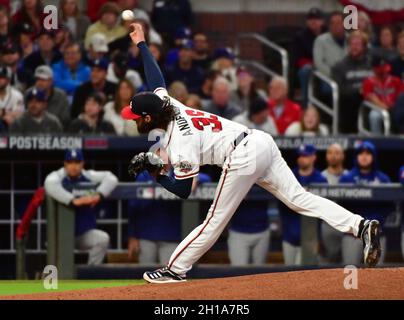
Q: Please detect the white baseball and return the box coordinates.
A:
[122,10,135,21]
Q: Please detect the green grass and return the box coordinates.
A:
[0,280,145,297]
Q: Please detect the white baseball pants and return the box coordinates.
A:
[75,229,110,265]
[227,228,270,265]
[168,130,364,276]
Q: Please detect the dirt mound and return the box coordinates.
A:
[3,268,404,300]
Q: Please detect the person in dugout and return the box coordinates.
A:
[127,170,211,264]
[278,144,327,265]
[44,149,118,265]
[227,199,271,266]
[339,141,393,265]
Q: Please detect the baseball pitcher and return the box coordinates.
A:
[121,23,381,283]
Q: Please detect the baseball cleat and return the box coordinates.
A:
[143,267,186,284]
[361,219,381,267]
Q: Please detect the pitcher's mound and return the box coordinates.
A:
[5,268,404,300]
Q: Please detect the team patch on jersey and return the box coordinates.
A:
[176,160,193,173]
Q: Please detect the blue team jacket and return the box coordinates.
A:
[52,60,91,96]
[62,175,98,236]
[339,143,393,227]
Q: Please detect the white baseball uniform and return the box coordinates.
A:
[154,87,364,276]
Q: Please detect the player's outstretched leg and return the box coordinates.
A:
[256,133,381,267]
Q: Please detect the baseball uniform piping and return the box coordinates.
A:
[168,168,229,270]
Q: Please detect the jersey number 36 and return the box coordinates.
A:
[185,109,223,132]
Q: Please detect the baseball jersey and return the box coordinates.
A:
[44,168,118,236]
[154,87,249,180]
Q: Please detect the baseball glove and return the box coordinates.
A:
[128,152,165,179]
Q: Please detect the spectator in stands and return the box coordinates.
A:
[1,42,24,91]
[30,65,70,128]
[15,23,35,58]
[0,5,11,49]
[313,11,347,77]
[185,94,202,110]
[12,0,44,37]
[168,81,189,104]
[211,47,238,91]
[0,66,24,129]
[278,144,327,265]
[84,2,126,49]
[165,27,192,67]
[358,11,375,44]
[103,79,138,136]
[52,42,91,100]
[71,58,116,118]
[151,0,193,43]
[232,98,278,135]
[54,24,74,53]
[198,70,219,103]
[203,77,242,119]
[293,7,325,107]
[106,51,143,91]
[230,66,267,111]
[83,33,109,66]
[10,88,63,134]
[44,149,118,265]
[339,141,392,265]
[267,76,302,135]
[362,56,404,135]
[192,32,212,71]
[371,25,398,62]
[68,92,116,135]
[320,143,348,264]
[285,105,329,136]
[332,31,373,134]
[166,40,205,94]
[59,0,91,44]
[227,199,270,266]
[391,31,404,81]
[22,30,62,87]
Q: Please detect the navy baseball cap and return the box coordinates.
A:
[179,39,194,50]
[306,7,324,20]
[297,144,317,156]
[89,58,109,71]
[355,141,376,154]
[26,88,47,102]
[213,47,235,60]
[121,92,164,120]
[175,27,192,40]
[65,149,84,162]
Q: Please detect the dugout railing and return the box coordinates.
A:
[15,182,404,279]
[1,134,403,278]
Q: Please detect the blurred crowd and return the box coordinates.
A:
[1,1,403,136]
